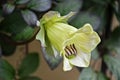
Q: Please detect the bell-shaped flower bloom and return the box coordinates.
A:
[36,11,101,71]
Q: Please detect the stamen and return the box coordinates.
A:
[64,44,77,58]
[72,44,77,55]
[66,46,72,55]
[70,44,76,55]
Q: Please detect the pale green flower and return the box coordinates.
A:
[36,11,101,71]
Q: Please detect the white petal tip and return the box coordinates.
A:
[36,20,40,27]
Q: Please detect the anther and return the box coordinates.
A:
[64,44,77,58]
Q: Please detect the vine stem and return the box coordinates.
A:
[25,43,29,55]
[0,45,2,57]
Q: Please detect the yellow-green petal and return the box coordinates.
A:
[76,24,93,34]
[36,25,46,47]
[47,23,77,51]
[63,25,100,53]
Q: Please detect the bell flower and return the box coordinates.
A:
[36,11,101,71]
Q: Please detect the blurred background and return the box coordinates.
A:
[0,0,120,80]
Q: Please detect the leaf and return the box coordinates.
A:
[2,3,15,15]
[89,5,108,32]
[92,0,113,5]
[19,76,41,80]
[15,0,30,4]
[91,49,99,60]
[105,27,120,54]
[18,52,39,78]
[27,0,51,12]
[78,68,108,80]
[0,11,35,42]
[0,39,16,56]
[12,25,34,41]
[78,68,97,80]
[53,0,82,15]
[69,12,101,30]
[82,1,108,32]
[41,35,62,70]
[21,10,37,26]
[0,58,15,80]
[112,0,120,22]
[98,72,108,80]
[0,11,29,34]
[104,54,120,80]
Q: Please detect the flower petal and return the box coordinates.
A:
[36,25,46,47]
[52,45,59,57]
[41,11,76,24]
[47,23,77,51]
[69,52,91,67]
[77,23,93,34]
[59,12,76,22]
[41,11,60,24]
[65,26,100,53]
[63,56,72,71]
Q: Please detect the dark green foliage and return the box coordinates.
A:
[105,27,120,54]
[27,0,51,12]
[0,40,16,56]
[104,55,120,80]
[91,49,99,60]
[0,11,35,42]
[18,53,39,78]
[15,0,30,4]
[2,3,15,15]
[21,10,37,26]
[0,53,40,80]
[69,12,100,30]
[78,68,108,80]
[53,0,82,15]
[0,59,15,80]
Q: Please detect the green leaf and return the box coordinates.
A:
[21,10,37,26]
[12,26,34,41]
[0,11,35,42]
[15,0,30,4]
[18,52,39,78]
[89,6,108,32]
[92,0,113,5]
[113,0,120,22]
[27,0,51,12]
[78,68,97,80]
[19,76,41,80]
[69,12,101,30]
[105,27,120,54]
[53,0,82,15]
[91,49,99,60]
[2,3,15,15]
[82,1,108,32]
[98,72,108,80]
[0,11,30,34]
[0,58,15,80]
[104,54,120,80]
[0,39,16,56]
[41,35,62,70]
[78,68,108,80]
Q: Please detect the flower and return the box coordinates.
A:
[36,11,101,71]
